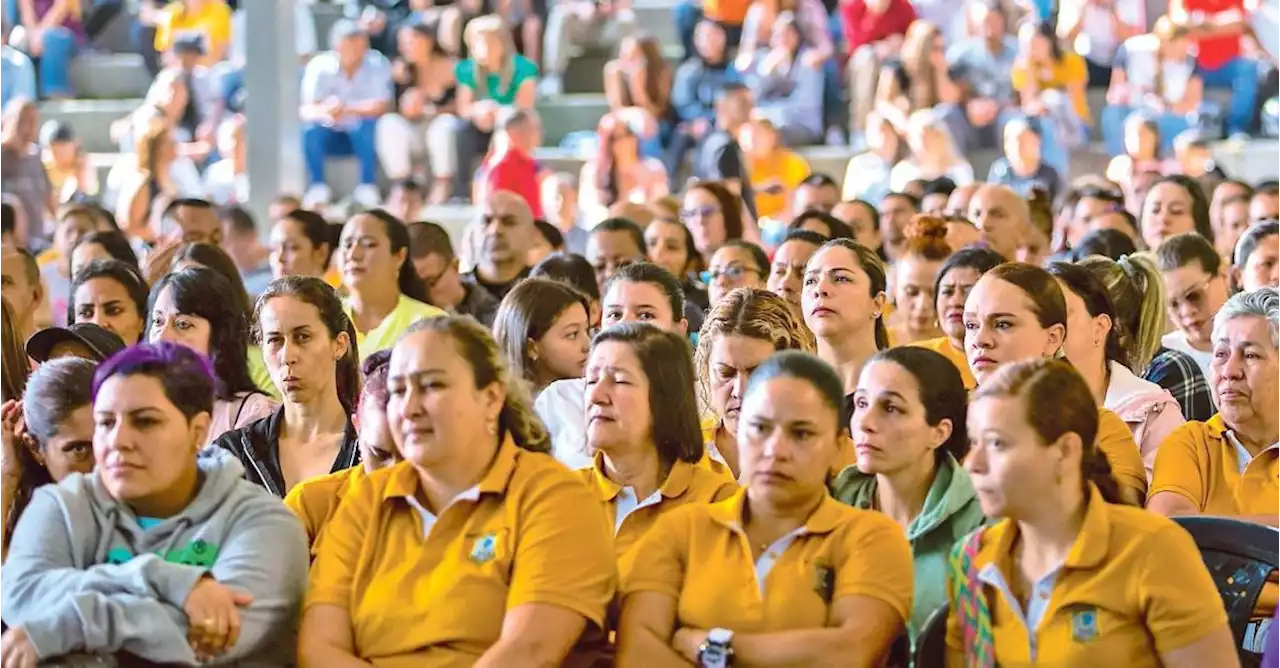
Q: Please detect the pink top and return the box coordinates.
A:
[1104,361,1186,481]
[207,392,277,445]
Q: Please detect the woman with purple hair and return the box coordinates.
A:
[0,342,307,666]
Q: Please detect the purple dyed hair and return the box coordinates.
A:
[92,342,216,419]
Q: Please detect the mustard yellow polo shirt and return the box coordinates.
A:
[307,438,617,666]
[342,294,445,360]
[577,452,737,577]
[284,466,363,557]
[1150,413,1279,516]
[1097,408,1148,505]
[910,336,976,390]
[623,489,914,632]
[946,488,1228,665]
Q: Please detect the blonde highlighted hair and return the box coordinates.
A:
[695,288,815,407]
[464,15,517,100]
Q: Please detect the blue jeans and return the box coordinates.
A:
[1100,105,1191,157]
[303,120,378,187]
[36,27,76,97]
[1198,56,1259,135]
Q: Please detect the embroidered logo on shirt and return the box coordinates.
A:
[470,533,498,564]
[1071,607,1100,642]
[813,559,835,604]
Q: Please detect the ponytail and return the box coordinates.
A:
[1081,446,1123,505]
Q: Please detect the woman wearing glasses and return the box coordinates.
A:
[338,210,444,359]
[682,181,748,266]
[1154,233,1229,387]
[705,241,768,308]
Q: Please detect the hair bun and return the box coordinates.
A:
[905,214,948,241]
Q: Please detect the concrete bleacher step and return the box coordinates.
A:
[536,93,611,144]
[563,43,683,95]
[69,54,153,100]
[40,98,140,154]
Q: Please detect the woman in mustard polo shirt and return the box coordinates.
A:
[963,262,1148,505]
[338,210,443,359]
[696,288,814,479]
[618,351,913,667]
[582,323,737,576]
[911,246,1005,391]
[802,239,890,424]
[285,350,402,555]
[300,316,616,666]
[949,358,1236,667]
[1149,288,1279,523]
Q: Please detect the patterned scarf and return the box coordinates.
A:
[947,527,995,668]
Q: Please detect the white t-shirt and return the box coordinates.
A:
[1067,1,1145,65]
[1114,34,1197,105]
[534,378,594,471]
[1161,329,1214,385]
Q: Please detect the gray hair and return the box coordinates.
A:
[1213,287,1279,349]
[23,358,97,444]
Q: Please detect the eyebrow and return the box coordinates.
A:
[804,266,858,277]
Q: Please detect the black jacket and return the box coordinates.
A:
[211,406,360,498]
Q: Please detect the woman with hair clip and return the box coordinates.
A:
[579,112,670,221]
[888,215,952,346]
[801,238,889,425]
[339,209,444,359]
[68,258,148,345]
[0,343,307,666]
[1080,253,1215,422]
[493,277,592,398]
[617,350,913,667]
[696,287,816,479]
[213,276,360,498]
[285,350,402,555]
[170,242,278,399]
[1050,262,1185,477]
[582,324,737,576]
[148,267,277,444]
[0,358,96,558]
[269,208,336,285]
[300,316,616,666]
[913,247,1005,389]
[963,262,1148,505]
[948,358,1237,667]
[834,346,984,644]
[682,180,750,263]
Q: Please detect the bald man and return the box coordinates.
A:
[463,190,536,301]
[967,184,1029,261]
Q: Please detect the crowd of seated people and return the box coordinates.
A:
[1,0,1280,666]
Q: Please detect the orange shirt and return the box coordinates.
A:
[704,0,751,25]
[910,336,976,390]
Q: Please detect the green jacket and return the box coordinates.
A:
[828,454,985,643]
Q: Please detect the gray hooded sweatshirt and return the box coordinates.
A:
[1,450,308,666]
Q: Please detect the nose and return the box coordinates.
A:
[972,322,994,349]
[964,443,986,475]
[730,371,749,400]
[1219,350,1246,380]
[853,408,876,436]
[760,431,792,460]
[279,337,301,368]
[586,378,610,408]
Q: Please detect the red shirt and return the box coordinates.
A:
[1183,0,1244,69]
[484,148,543,219]
[839,0,916,57]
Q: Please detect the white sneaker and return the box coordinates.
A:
[352,184,382,209]
[303,184,332,209]
[537,75,564,98]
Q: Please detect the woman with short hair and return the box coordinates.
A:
[0,343,307,666]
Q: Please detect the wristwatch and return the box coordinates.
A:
[698,628,735,668]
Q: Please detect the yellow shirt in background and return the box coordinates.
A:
[747,150,810,222]
[624,490,914,632]
[1097,408,1149,505]
[247,344,280,400]
[1011,52,1092,125]
[1150,414,1279,516]
[284,466,364,557]
[946,488,1228,666]
[306,438,616,667]
[342,294,445,360]
[911,336,976,390]
[154,0,232,57]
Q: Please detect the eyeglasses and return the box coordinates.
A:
[1166,276,1215,312]
[702,265,760,283]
